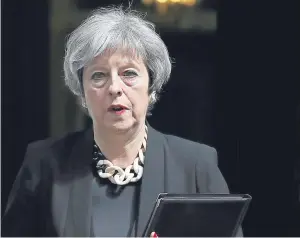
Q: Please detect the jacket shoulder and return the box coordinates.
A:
[26,130,84,154]
[164,133,216,152]
[162,133,218,166]
[22,129,87,171]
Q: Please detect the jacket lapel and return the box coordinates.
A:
[64,127,94,237]
[137,125,166,237]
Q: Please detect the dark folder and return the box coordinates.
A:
[143,193,251,237]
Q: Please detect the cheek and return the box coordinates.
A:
[128,86,149,113]
[84,87,105,111]
[138,81,150,109]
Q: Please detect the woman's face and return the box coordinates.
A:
[82,50,150,132]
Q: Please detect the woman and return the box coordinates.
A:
[1,6,240,237]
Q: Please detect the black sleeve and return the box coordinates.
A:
[1,144,42,237]
[196,147,244,237]
[195,147,230,193]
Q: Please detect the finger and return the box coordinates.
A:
[150,231,158,237]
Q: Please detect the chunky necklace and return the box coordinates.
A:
[93,126,148,185]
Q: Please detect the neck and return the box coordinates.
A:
[93,123,146,168]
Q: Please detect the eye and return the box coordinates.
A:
[91,72,106,80]
[122,70,138,78]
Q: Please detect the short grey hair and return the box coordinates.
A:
[63,5,172,112]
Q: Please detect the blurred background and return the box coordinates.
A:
[2,0,299,236]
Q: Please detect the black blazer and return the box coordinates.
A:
[2,125,241,237]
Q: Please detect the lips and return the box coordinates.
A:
[108,104,129,112]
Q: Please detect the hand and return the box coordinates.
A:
[150,231,158,238]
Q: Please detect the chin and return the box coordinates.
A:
[107,120,137,133]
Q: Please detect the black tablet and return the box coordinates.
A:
[143,193,251,237]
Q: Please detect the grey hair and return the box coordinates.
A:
[63,5,172,113]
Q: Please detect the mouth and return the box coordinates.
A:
[108,104,129,113]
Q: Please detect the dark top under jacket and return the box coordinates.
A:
[91,177,140,237]
[1,124,243,237]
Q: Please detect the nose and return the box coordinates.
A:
[108,74,123,97]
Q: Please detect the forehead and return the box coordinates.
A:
[87,48,146,68]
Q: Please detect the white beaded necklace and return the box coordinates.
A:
[93,126,148,185]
